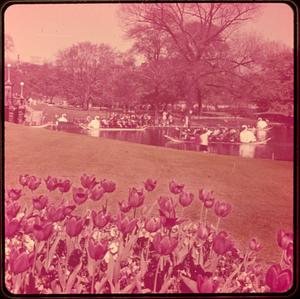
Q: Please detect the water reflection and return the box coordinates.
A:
[52,125,293,161]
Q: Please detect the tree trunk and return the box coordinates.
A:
[197,88,203,115]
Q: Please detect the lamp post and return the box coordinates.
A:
[20,82,24,99]
[7,63,11,83]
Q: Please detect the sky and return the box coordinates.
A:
[4,3,294,63]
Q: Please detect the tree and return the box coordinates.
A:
[56,42,117,110]
[120,3,260,113]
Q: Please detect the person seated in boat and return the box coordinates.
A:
[256,117,268,130]
[88,116,100,130]
[210,128,221,142]
[200,128,212,152]
[194,129,201,151]
[229,128,238,143]
[239,125,257,143]
[101,118,109,128]
[168,114,174,126]
[57,113,68,123]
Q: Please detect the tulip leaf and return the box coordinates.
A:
[122,279,136,293]
[180,274,198,293]
[95,277,107,293]
[160,277,175,293]
[106,254,114,288]
[13,273,22,294]
[46,233,61,270]
[57,262,66,291]
[66,262,82,293]
[86,252,94,277]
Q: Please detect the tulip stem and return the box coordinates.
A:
[215,217,221,233]
[204,209,208,225]
[200,202,204,223]
[153,256,161,293]
[133,208,137,218]
[91,262,95,293]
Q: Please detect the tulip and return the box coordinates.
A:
[88,239,108,261]
[265,264,292,292]
[10,251,34,274]
[212,231,233,255]
[63,205,76,216]
[66,217,84,237]
[145,217,161,233]
[169,180,184,194]
[179,191,194,207]
[199,189,214,202]
[158,196,176,214]
[116,214,138,236]
[27,176,42,191]
[119,200,131,213]
[277,230,293,250]
[81,174,97,189]
[47,205,66,222]
[92,210,110,229]
[284,242,293,265]
[6,202,21,219]
[19,174,30,187]
[73,187,88,205]
[5,218,21,238]
[153,233,178,255]
[101,179,116,193]
[58,179,72,193]
[214,201,231,217]
[197,224,209,241]
[44,176,58,192]
[144,179,157,192]
[128,187,144,208]
[204,197,215,208]
[159,208,184,229]
[249,238,262,252]
[197,274,217,293]
[22,217,36,234]
[33,222,53,241]
[90,185,105,201]
[32,195,48,210]
[7,188,22,201]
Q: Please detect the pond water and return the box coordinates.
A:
[50,124,294,161]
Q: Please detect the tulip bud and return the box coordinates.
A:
[179,191,194,207]
[47,205,66,222]
[212,231,233,255]
[32,195,48,210]
[144,179,157,192]
[153,233,178,255]
[11,251,34,274]
[265,264,292,292]
[33,222,53,241]
[92,210,110,229]
[19,174,30,187]
[169,180,184,194]
[7,188,22,201]
[128,187,144,208]
[66,217,84,237]
[44,176,58,192]
[88,239,108,261]
[6,202,21,219]
[90,185,105,201]
[249,238,262,252]
[5,218,21,238]
[58,179,71,193]
[80,174,97,189]
[116,214,137,236]
[197,224,209,241]
[214,201,231,217]
[27,176,42,191]
[277,230,293,250]
[101,179,116,193]
[119,200,131,213]
[72,187,88,205]
[145,217,161,233]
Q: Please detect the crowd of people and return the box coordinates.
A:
[55,112,153,129]
[172,117,271,152]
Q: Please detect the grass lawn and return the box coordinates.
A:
[5,122,293,264]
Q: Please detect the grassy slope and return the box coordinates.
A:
[5,123,293,263]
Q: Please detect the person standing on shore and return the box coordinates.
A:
[200,128,212,152]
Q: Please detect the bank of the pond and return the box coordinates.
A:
[5,123,293,264]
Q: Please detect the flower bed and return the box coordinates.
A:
[5,175,293,294]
